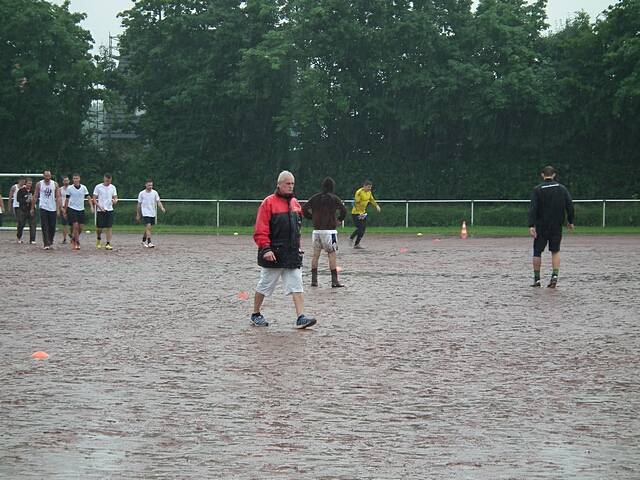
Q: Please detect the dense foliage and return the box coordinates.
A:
[0,0,97,175]
[2,0,639,200]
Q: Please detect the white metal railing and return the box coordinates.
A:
[2,198,637,230]
[107,198,639,228]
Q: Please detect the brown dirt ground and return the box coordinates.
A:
[1,231,639,479]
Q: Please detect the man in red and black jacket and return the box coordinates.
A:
[251,170,317,329]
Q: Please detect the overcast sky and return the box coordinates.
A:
[53,0,618,54]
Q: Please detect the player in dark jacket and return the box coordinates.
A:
[302,177,347,287]
[528,165,575,288]
[251,170,316,329]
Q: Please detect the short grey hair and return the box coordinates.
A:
[277,170,294,184]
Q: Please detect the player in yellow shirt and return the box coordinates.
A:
[349,180,380,249]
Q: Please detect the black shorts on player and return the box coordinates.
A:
[67,208,86,225]
[142,216,156,226]
[96,211,114,228]
[533,225,562,257]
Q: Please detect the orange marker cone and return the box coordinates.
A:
[460,221,468,239]
[31,351,49,360]
[237,291,249,301]
[400,247,409,253]
[336,266,343,273]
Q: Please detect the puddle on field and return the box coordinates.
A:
[1,233,639,478]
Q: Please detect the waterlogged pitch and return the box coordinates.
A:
[1,232,639,478]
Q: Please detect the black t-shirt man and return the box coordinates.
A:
[16,186,34,213]
[527,166,575,288]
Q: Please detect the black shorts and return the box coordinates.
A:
[533,226,562,256]
[67,208,86,225]
[142,216,156,226]
[96,211,114,228]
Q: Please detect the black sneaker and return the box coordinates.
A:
[353,244,363,249]
[251,313,269,327]
[295,314,316,329]
[547,276,558,288]
[331,282,345,288]
[531,280,541,287]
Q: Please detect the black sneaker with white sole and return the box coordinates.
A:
[547,276,558,288]
[295,314,316,329]
[251,313,269,327]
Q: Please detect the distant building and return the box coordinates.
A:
[84,36,140,146]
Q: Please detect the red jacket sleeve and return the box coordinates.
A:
[253,197,272,249]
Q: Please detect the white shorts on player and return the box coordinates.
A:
[256,267,303,296]
[312,229,338,253]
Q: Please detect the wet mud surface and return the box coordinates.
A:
[1,232,639,479]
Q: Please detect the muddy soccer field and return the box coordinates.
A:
[1,232,639,479]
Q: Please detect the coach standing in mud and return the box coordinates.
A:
[250,170,316,329]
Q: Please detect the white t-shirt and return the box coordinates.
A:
[138,189,160,218]
[93,183,117,212]
[59,186,69,210]
[11,184,20,208]
[66,184,89,211]
[38,180,58,212]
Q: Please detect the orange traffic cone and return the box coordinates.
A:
[460,220,468,239]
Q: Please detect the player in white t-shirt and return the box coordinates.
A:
[136,179,166,248]
[63,173,94,250]
[58,176,70,244]
[31,170,61,250]
[9,177,25,219]
[92,173,118,250]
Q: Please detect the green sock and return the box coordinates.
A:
[552,268,559,277]
[534,270,540,281]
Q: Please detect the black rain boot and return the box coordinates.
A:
[331,269,344,288]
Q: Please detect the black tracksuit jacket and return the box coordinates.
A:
[528,179,575,229]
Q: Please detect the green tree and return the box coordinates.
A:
[0,0,96,174]
[118,0,289,197]
[111,0,639,200]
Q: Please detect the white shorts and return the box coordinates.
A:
[256,267,303,296]
[312,230,338,253]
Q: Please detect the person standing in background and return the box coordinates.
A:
[17,178,36,244]
[31,170,60,250]
[58,176,70,244]
[349,180,380,249]
[302,177,347,288]
[528,166,575,288]
[63,173,93,250]
[136,179,166,248]
[93,173,118,250]
[9,176,25,220]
